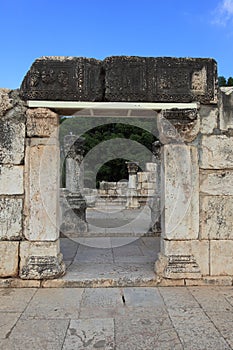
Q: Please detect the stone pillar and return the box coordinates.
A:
[64,134,85,193]
[126,162,140,209]
[60,134,88,235]
[149,140,161,234]
[21,108,65,279]
[155,144,205,280]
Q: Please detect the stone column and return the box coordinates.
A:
[126,162,140,209]
[64,134,85,193]
[21,108,65,279]
[60,134,88,235]
[155,144,205,281]
[149,140,161,234]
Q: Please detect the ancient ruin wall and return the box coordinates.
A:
[0,56,233,286]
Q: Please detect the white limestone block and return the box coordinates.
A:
[161,145,199,240]
[199,105,218,134]
[26,108,59,137]
[0,165,24,194]
[137,172,150,183]
[141,182,156,190]
[200,135,233,169]
[0,198,22,240]
[200,170,233,195]
[24,140,60,241]
[0,241,19,277]
[200,196,233,239]
[146,162,157,172]
[210,240,233,275]
[219,87,233,131]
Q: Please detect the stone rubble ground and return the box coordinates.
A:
[0,286,233,349]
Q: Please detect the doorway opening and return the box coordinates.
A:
[58,106,161,285]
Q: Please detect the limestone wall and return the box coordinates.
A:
[0,89,65,282]
[156,87,233,285]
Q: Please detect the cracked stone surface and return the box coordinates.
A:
[1,286,233,349]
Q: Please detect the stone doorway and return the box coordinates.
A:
[58,108,161,286]
[2,55,231,287]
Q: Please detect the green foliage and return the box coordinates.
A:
[227,77,233,86]
[59,116,157,187]
[218,76,227,86]
[218,76,233,87]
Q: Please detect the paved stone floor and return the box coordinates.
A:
[55,236,159,287]
[55,204,160,287]
[0,286,233,349]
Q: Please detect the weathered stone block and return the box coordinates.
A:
[210,240,233,275]
[20,56,104,101]
[161,240,209,276]
[104,56,217,103]
[219,87,233,130]
[161,145,199,240]
[137,172,150,183]
[0,113,25,165]
[0,242,19,277]
[159,108,200,143]
[0,88,12,118]
[26,108,59,137]
[200,135,233,169]
[141,182,156,190]
[146,162,158,172]
[0,165,24,194]
[200,170,233,195]
[199,105,218,134]
[0,198,22,240]
[19,240,65,279]
[60,192,88,236]
[24,140,59,241]
[200,196,233,239]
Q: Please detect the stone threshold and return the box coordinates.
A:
[0,276,232,288]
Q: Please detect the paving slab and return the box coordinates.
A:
[188,286,233,312]
[63,318,115,350]
[115,316,183,350]
[22,288,84,319]
[159,286,200,309]
[0,289,36,312]
[0,313,20,339]
[206,311,233,348]
[74,246,114,263]
[0,319,69,350]
[167,307,231,350]
[79,288,124,319]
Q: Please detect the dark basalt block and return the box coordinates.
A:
[20,56,104,101]
[104,56,218,103]
[20,55,218,104]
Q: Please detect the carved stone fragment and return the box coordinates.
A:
[20,241,65,279]
[60,192,88,236]
[104,56,217,103]
[26,108,59,137]
[20,56,104,101]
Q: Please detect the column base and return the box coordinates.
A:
[19,241,66,280]
[155,253,201,280]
